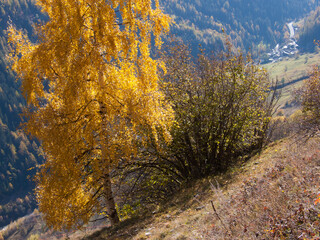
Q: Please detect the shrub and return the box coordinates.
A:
[297,65,320,137]
[154,39,275,181]
[114,39,276,208]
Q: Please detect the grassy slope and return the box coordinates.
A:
[262,52,320,115]
[2,137,320,240]
[263,53,320,83]
[94,138,320,240]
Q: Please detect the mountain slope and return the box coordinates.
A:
[124,138,320,240]
[1,137,320,239]
[298,6,320,52]
[0,0,44,228]
[162,0,319,55]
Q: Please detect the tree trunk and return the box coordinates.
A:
[99,101,120,226]
[102,161,120,226]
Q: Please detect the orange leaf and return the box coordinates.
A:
[314,194,320,205]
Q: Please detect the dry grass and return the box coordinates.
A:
[92,137,320,240]
[2,137,320,240]
[196,138,320,239]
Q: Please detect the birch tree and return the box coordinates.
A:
[8,0,173,229]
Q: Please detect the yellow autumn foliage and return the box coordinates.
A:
[8,0,173,230]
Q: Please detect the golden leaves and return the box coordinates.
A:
[8,0,173,230]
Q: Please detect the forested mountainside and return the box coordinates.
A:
[162,0,319,55]
[0,0,43,228]
[298,6,320,52]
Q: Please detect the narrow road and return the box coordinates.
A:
[288,22,295,38]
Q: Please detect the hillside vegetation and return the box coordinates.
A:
[101,138,320,240]
[298,6,320,52]
[1,0,320,234]
[1,137,320,239]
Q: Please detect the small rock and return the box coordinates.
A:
[145,232,152,236]
[195,206,205,211]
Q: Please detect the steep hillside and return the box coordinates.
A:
[122,138,320,240]
[0,0,44,228]
[1,137,320,239]
[298,6,320,52]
